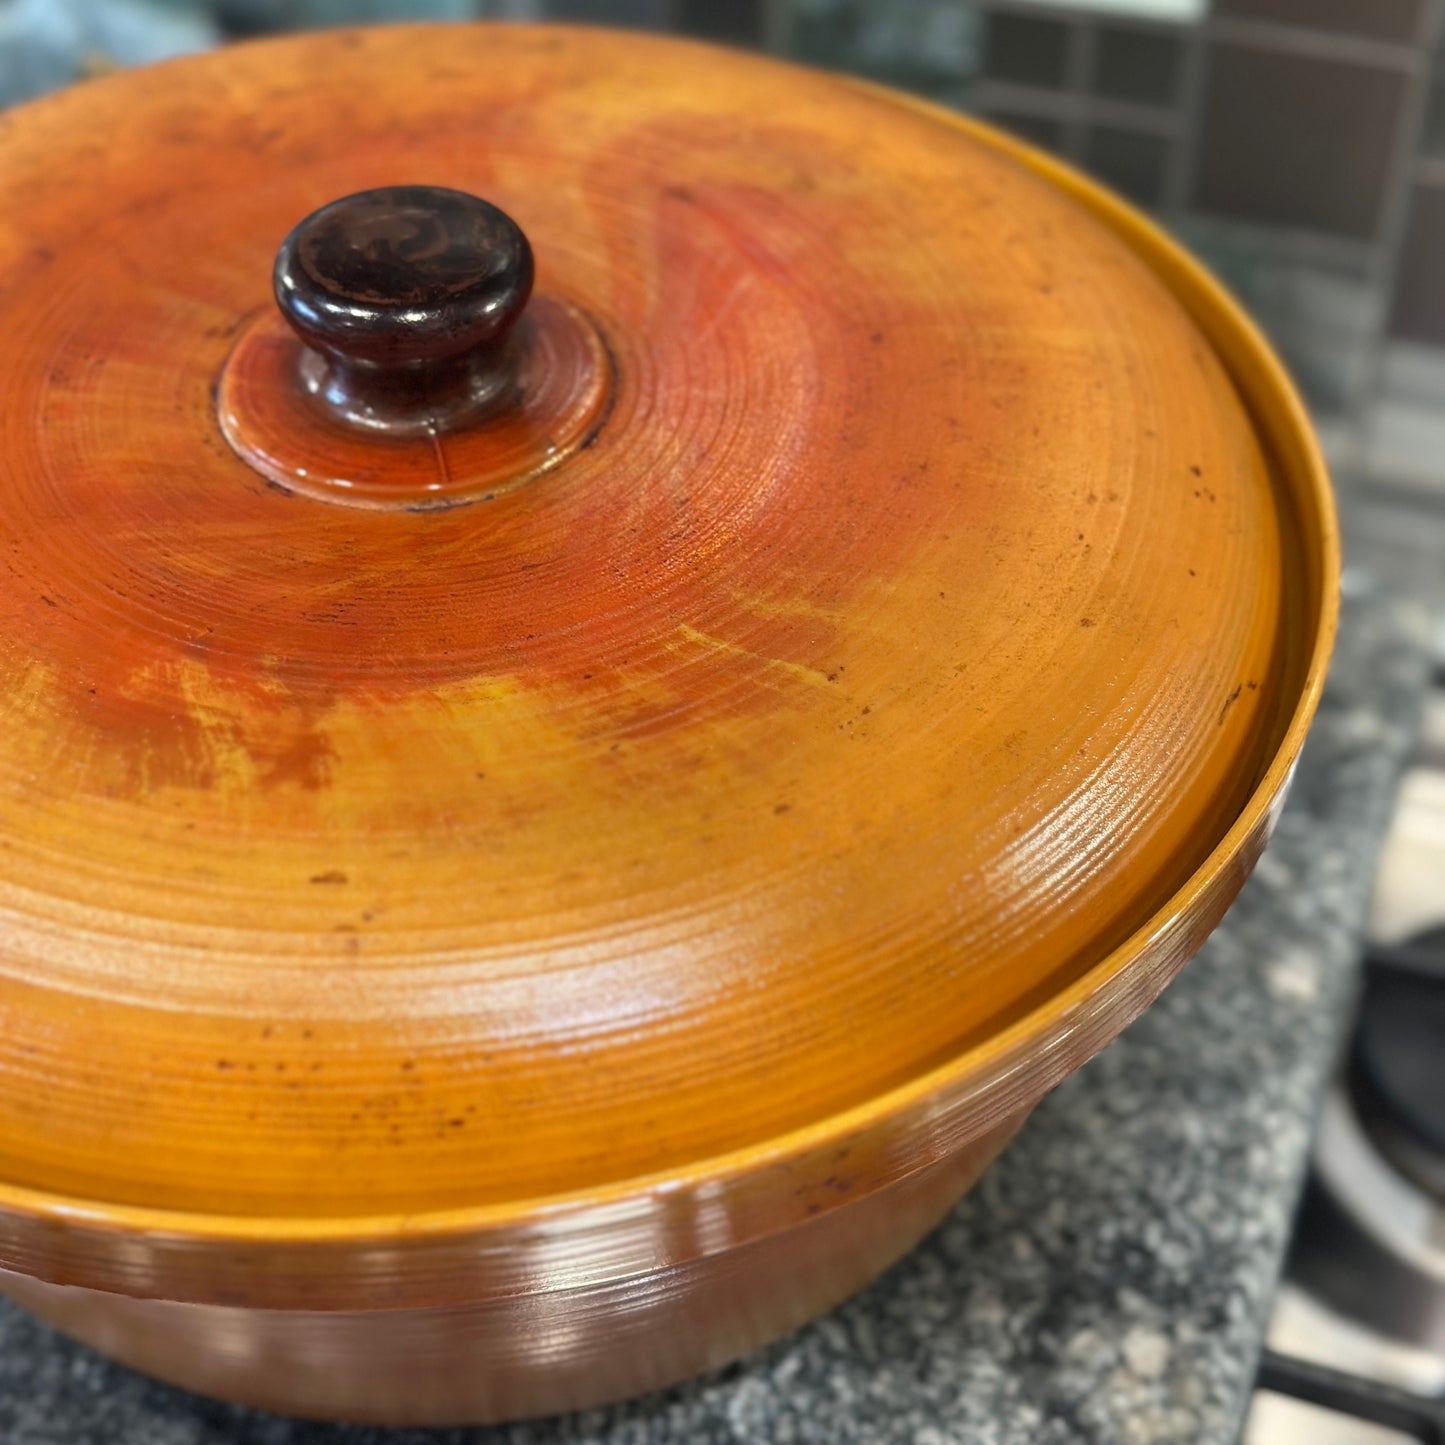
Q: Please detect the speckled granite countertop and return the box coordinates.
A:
[0,584,1430,1445]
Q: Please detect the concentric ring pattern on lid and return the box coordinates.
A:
[0,25,1308,1224]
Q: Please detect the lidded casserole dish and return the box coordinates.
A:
[0,23,1335,1425]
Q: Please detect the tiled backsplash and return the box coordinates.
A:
[5,0,1445,498]
[786,0,1445,500]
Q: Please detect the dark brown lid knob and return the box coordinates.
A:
[273,186,535,433]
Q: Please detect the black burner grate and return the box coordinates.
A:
[1258,1350,1445,1443]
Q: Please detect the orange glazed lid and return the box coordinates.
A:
[0,25,1334,1236]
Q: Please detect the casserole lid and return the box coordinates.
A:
[0,24,1329,1226]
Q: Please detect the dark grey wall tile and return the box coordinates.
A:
[1213,0,1424,44]
[1092,26,1181,108]
[676,0,763,45]
[546,0,673,27]
[1423,71,1445,158]
[1084,126,1169,207]
[982,108,1063,151]
[1192,44,1406,239]
[982,12,1069,88]
[1391,183,1445,345]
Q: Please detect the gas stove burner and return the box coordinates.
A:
[1287,925,1445,1357]
[1351,925,1445,1203]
